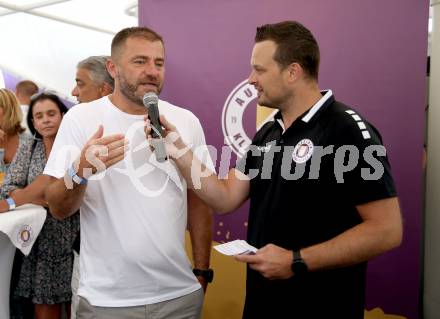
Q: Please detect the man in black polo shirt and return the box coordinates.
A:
[147,20,402,318]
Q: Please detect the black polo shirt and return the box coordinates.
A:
[238,91,396,319]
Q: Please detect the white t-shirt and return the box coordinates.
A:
[44,96,214,307]
[20,104,30,134]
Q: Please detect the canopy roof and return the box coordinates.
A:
[0,0,137,100]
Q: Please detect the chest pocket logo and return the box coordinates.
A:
[292,139,314,164]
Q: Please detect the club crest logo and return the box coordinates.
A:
[292,139,314,163]
[222,79,277,157]
[17,225,33,247]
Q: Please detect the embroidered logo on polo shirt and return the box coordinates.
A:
[292,139,314,163]
[16,225,33,247]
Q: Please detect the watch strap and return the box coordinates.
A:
[293,250,302,262]
[292,249,308,276]
[193,268,214,283]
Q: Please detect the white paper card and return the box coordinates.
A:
[214,239,257,256]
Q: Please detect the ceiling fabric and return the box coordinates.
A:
[0,0,137,100]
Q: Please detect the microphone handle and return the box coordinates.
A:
[149,113,163,138]
[154,139,168,162]
[148,104,167,162]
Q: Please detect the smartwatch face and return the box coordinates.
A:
[292,259,307,275]
[206,269,214,282]
[194,269,214,282]
[292,250,308,276]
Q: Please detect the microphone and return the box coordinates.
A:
[143,92,167,162]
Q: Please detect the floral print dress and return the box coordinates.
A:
[1,137,79,304]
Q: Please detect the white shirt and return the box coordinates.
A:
[20,104,30,134]
[44,96,214,306]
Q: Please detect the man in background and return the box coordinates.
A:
[70,55,114,319]
[15,80,38,133]
[72,56,114,104]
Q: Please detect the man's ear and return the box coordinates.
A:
[100,82,113,97]
[106,58,117,79]
[286,62,303,83]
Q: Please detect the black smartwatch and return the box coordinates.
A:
[291,250,308,276]
[193,268,214,283]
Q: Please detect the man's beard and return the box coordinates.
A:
[257,89,291,110]
[117,72,161,106]
[257,96,280,110]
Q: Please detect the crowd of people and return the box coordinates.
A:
[0,21,402,319]
[1,28,213,319]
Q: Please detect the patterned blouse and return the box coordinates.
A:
[0,133,30,189]
[1,135,40,197]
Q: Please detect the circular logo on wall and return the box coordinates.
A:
[292,139,314,163]
[222,79,280,157]
[16,225,33,247]
[222,80,257,157]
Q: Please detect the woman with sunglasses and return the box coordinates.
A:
[0,89,29,185]
[0,92,79,319]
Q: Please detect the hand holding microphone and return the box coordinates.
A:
[143,92,167,162]
[143,112,190,160]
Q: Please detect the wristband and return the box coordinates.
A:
[67,166,88,185]
[6,197,16,210]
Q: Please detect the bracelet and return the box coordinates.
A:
[6,197,16,210]
[67,166,88,185]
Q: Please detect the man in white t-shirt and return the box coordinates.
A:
[69,55,114,319]
[44,27,213,319]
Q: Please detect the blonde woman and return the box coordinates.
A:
[0,89,29,183]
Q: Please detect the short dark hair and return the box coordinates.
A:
[15,80,39,98]
[27,92,68,138]
[111,27,164,60]
[255,21,320,80]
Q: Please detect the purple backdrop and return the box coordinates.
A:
[3,71,20,92]
[139,0,429,317]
